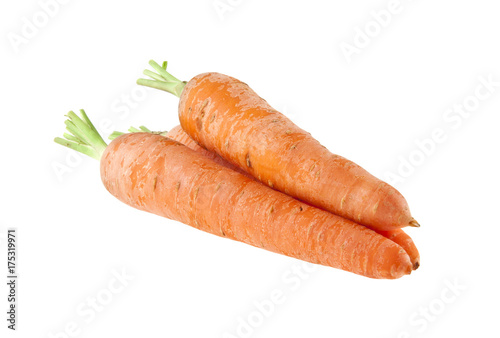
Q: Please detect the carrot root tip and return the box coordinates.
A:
[409,218,420,227]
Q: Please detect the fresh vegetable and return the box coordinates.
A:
[55,110,412,279]
[137,61,419,231]
[375,229,420,270]
[165,125,250,177]
[110,125,249,176]
[117,124,420,270]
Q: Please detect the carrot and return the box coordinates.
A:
[110,125,251,177]
[55,110,412,279]
[375,229,420,270]
[117,124,421,270]
[165,125,251,177]
[137,61,419,232]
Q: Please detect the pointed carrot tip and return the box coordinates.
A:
[409,218,420,228]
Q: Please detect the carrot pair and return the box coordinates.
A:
[55,110,414,279]
[54,60,420,279]
[110,124,420,271]
[162,126,420,271]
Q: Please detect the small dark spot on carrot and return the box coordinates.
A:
[309,164,316,171]
[268,180,274,188]
[188,107,192,114]
[221,227,226,237]
[246,153,252,168]
[271,119,279,123]
[176,181,181,191]
[225,140,230,149]
[299,206,303,212]
[196,117,203,130]
[210,114,216,122]
[290,144,297,150]
[269,205,275,214]
[216,182,222,192]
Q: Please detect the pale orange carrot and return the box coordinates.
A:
[55,110,412,279]
[116,124,420,271]
[166,125,250,177]
[161,125,420,270]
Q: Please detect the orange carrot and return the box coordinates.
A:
[137,124,421,270]
[375,229,420,270]
[166,125,250,177]
[137,61,418,231]
[110,125,252,177]
[55,110,412,279]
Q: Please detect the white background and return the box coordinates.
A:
[1,0,499,337]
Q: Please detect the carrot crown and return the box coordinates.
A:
[136,60,186,97]
[108,126,167,141]
[54,109,108,160]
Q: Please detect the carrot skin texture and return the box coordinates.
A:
[101,133,412,279]
[166,125,250,177]
[178,73,413,231]
[376,229,420,270]
[167,125,420,265]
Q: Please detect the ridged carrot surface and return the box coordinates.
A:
[376,229,420,270]
[166,125,250,177]
[166,124,420,270]
[99,132,412,279]
[138,62,418,231]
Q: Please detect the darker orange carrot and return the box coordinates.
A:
[166,125,250,177]
[375,229,420,270]
[55,110,412,279]
[137,61,418,232]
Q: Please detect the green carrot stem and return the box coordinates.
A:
[128,126,142,133]
[54,109,108,160]
[143,69,165,82]
[138,126,152,132]
[109,126,168,141]
[137,60,187,98]
[108,131,124,141]
[54,137,101,160]
[62,133,80,143]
